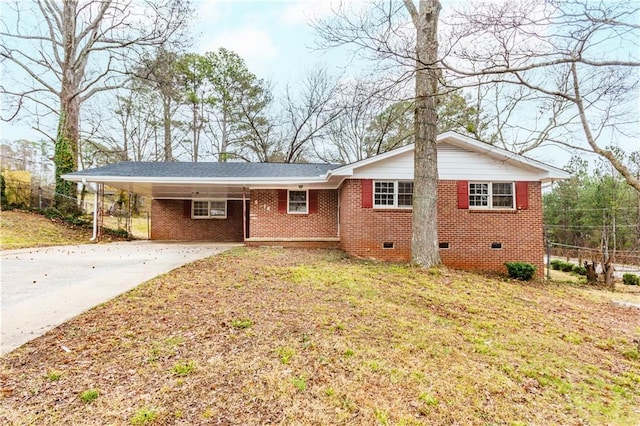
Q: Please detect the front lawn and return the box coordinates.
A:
[1,248,638,425]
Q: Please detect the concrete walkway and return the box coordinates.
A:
[0,241,239,355]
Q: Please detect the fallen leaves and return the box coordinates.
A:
[0,248,638,425]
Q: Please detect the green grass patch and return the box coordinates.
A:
[131,407,158,425]
[79,389,99,403]
[276,346,296,364]
[171,360,196,376]
[292,375,307,392]
[230,318,253,329]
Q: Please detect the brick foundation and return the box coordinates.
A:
[245,240,340,249]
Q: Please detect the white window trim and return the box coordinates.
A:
[468,182,515,210]
[287,189,308,214]
[191,199,228,219]
[373,180,413,209]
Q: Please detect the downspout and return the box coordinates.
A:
[242,187,247,242]
[336,184,341,239]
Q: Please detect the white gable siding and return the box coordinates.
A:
[350,150,415,179]
[437,143,542,180]
[350,142,543,181]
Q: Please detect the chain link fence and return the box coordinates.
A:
[1,177,149,239]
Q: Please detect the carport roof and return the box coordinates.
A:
[62,162,344,198]
[66,161,340,179]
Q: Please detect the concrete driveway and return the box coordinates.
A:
[0,241,239,355]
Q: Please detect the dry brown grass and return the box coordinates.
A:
[0,210,93,249]
[1,248,639,425]
[0,210,133,250]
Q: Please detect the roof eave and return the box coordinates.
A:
[61,174,332,186]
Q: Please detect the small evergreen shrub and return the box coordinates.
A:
[560,262,575,272]
[550,259,563,270]
[43,207,64,220]
[0,174,7,209]
[572,265,587,276]
[550,259,577,272]
[622,273,639,286]
[103,228,129,238]
[505,262,537,281]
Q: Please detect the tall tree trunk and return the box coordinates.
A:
[411,0,441,267]
[219,108,228,162]
[122,110,130,161]
[54,109,77,211]
[163,96,173,161]
[192,102,199,162]
[54,0,80,211]
[637,168,640,249]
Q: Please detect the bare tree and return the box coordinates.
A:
[319,79,489,165]
[239,68,341,163]
[90,87,162,162]
[316,79,414,164]
[277,68,342,163]
[314,0,442,267]
[0,0,191,208]
[443,0,640,192]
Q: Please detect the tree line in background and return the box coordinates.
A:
[545,152,640,259]
[1,0,638,268]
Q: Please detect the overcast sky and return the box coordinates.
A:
[191,0,339,81]
[0,0,636,169]
[0,0,352,143]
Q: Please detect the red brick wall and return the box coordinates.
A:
[437,180,544,276]
[339,180,413,262]
[339,179,545,275]
[151,199,244,241]
[248,189,338,239]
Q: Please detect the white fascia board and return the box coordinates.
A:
[248,181,339,190]
[328,144,415,177]
[62,175,332,186]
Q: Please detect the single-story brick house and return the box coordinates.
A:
[64,132,569,274]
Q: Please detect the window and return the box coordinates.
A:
[288,190,308,213]
[192,200,227,219]
[374,180,413,208]
[397,182,414,207]
[469,182,514,209]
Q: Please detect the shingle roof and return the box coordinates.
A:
[67,162,341,179]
